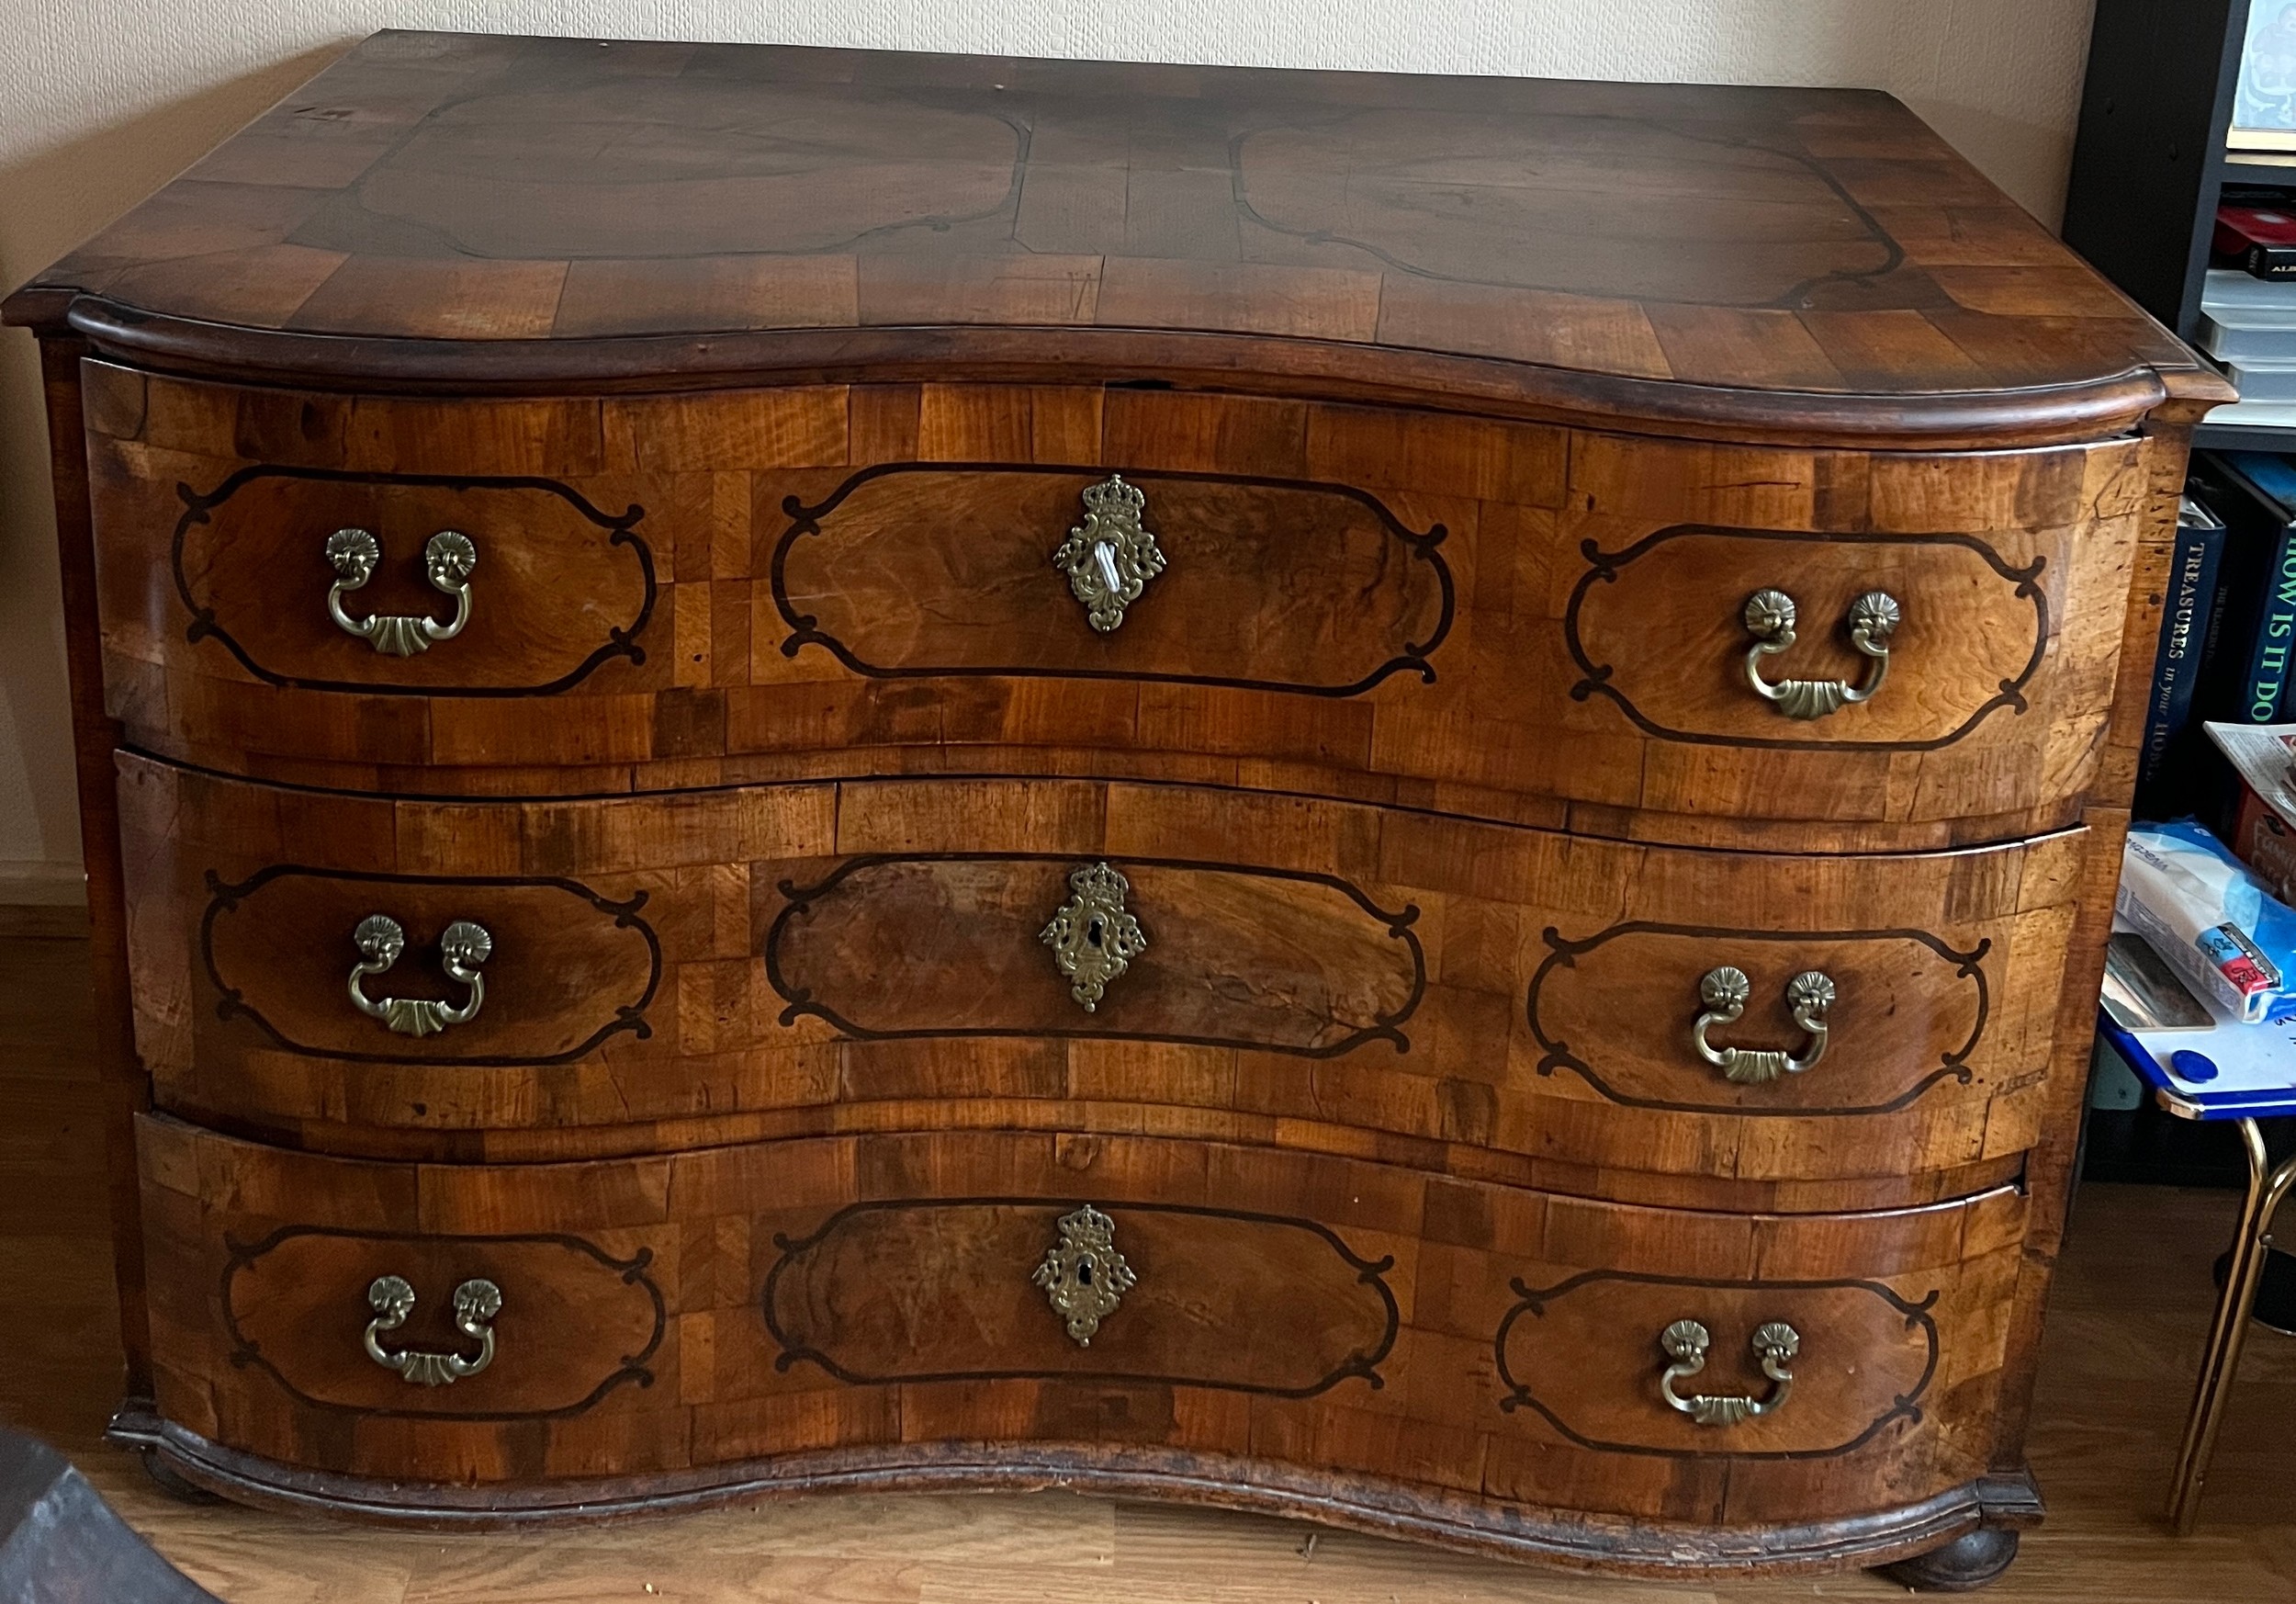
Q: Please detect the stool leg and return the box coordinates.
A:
[2168,1120,2296,1533]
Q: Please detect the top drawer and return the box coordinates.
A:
[84,364,2154,841]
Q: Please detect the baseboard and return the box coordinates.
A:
[0,861,86,908]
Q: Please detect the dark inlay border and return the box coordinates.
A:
[172,465,653,696]
[771,462,1455,697]
[1563,525,2047,751]
[764,851,1424,1056]
[763,1197,1400,1398]
[1526,921,1989,1115]
[200,864,660,1067]
[1495,1271,1941,1460]
[219,1225,664,1423]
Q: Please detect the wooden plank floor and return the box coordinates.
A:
[4,905,2291,1603]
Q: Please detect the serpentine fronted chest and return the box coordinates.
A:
[5,29,2230,1587]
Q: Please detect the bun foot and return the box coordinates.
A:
[1874,1528,2020,1592]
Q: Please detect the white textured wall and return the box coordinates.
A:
[0,0,2100,901]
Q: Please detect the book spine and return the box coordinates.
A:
[2242,526,2296,722]
[2138,517,2228,791]
[2247,243,2296,279]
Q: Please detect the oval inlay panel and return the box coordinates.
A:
[764,1200,1399,1396]
[766,853,1424,1056]
[174,468,655,695]
[222,1226,665,1420]
[1495,1271,1940,1458]
[201,866,660,1065]
[1565,525,2048,750]
[1527,923,1988,1115]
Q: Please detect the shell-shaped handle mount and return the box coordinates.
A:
[1659,1317,1800,1426]
[348,914,492,1037]
[363,1273,501,1385]
[1692,966,1836,1085]
[326,526,478,656]
[1741,588,1900,719]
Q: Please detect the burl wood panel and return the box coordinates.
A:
[138,1116,2026,1529]
[118,756,2081,1203]
[777,469,1448,693]
[771,857,1421,1056]
[765,1202,1395,1395]
[3,33,2227,451]
[85,366,2155,846]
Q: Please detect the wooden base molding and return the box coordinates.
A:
[108,1401,2036,1585]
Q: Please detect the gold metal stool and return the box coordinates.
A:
[2167,1116,2296,1533]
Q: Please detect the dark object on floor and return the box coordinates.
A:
[0,1428,218,1602]
[2215,1243,2296,1333]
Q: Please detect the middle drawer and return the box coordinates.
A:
[119,755,2082,1192]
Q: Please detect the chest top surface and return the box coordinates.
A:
[5,29,2226,443]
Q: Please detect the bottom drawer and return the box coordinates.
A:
[139,1116,2023,1535]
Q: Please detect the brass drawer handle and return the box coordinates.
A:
[1692,966,1835,1085]
[325,526,478,655]
[1040,862,1147,1013]
[348,915,493,1037]
[1659,1318,1799,1426]
[1741,588,1900,718]
[364,1274,501,1385]
[1052,475,1165,633]
[1033,1204,1136,1346]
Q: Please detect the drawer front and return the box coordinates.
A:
[141,1119,2023,1526]
[85,365,2154,838]
[121,758,2082,1193]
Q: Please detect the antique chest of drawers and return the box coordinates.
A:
[6,29,2230,1588]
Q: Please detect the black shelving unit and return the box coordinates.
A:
[2064,0,2271,451]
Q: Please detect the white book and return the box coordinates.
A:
[2188,395,2296,432]
[2226,361,2296,401]
[2203,267,2296,313]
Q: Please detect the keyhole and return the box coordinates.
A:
[1086,916,1105,949]
[1092,539,1123,595]
[1075,1254,1096,1286]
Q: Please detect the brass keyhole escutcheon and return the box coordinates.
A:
[1032,1204,1137,1346]
[1041,863,1148,1012]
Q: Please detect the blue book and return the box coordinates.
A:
[2135,495,2227,817]
[2191,452,2296,725]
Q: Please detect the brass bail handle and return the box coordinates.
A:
[363,1274,501,1385]
[347,914,493,1038]
[1690,966,1836,1085]
[1741,588,1900,719]
[1658,1318,1800,1426]
[325,525,478,656]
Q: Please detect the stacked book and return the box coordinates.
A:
[2200,265,2296,430]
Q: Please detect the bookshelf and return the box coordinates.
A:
[2063,0,2267,448]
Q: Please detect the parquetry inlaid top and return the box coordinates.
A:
[5,30,2228,442]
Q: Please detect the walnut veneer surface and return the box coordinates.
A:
[2,28,2234,1587]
